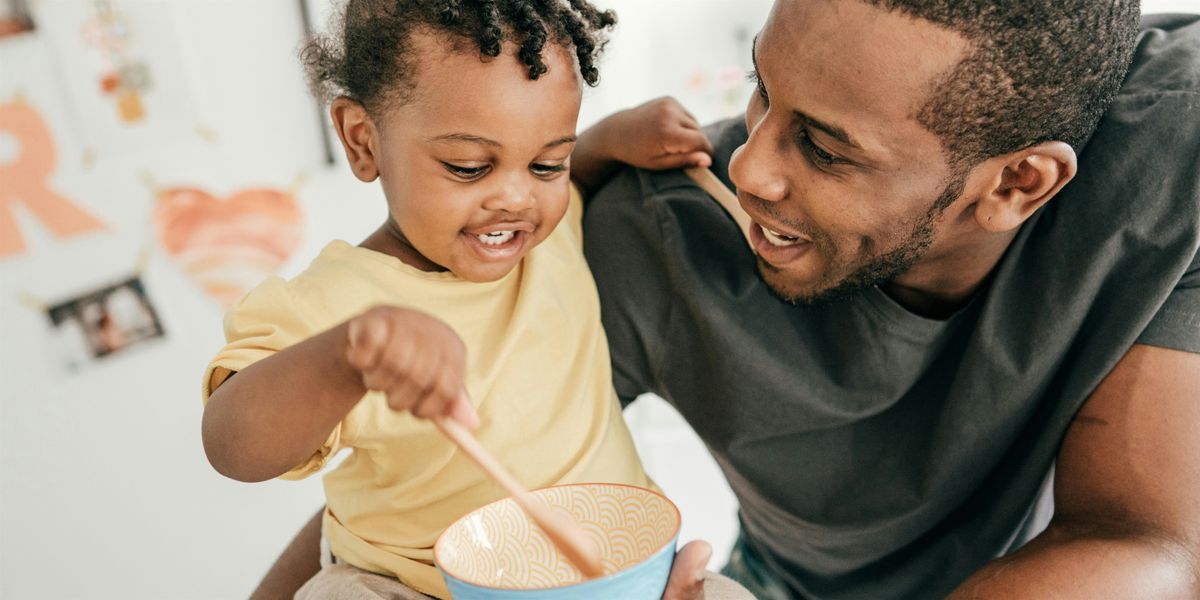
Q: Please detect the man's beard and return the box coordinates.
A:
[759,175,966,306]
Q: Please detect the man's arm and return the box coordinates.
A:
[949,343,1200,598]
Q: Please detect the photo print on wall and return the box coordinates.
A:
[45,275,165,371]
[0,0,34,38]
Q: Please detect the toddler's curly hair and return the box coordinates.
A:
[302,0,617,113]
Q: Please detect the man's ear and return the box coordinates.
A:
[331,97,380,182]
[974,141,1077,232]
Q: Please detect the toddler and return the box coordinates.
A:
[200,1,712,597]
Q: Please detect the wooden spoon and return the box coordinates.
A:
[434,417,606,579]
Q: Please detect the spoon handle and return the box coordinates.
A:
[434,417,606,579]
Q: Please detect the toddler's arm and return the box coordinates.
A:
[202,306,479,482]
[571,96,713,196]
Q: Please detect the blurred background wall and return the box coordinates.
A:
[0,1,1195,598]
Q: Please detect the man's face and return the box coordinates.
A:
[730,0,971,304]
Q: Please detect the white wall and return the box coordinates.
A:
[0,3,339,599]
[0,1,1194,598]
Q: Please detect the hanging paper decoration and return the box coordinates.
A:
[81,0,152,124]
[153,186,303,308]
[0,98,107,259]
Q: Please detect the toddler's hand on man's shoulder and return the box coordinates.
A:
[606,96,714,171]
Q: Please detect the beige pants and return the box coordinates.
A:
[294,562,755,600]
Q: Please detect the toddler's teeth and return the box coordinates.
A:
[476,231,515,246]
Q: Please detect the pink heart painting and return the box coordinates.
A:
[153,187,303,308]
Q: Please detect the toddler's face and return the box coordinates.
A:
[344,31,583,282]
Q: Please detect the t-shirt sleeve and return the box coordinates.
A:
[564,181,585,247]
[584,168,670,406]
[201,277,343,480]
[1137,250,1200,353]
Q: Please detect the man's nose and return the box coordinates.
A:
[728,123,788,204]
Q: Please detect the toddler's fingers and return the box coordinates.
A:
[385,364,432,413]
[412,383,459,421]
[663,127,714,157]
[415,357,465,421]
[386,385,418,414]
[346,316,389,371]
[678,108,703,130]
[684,151,712,168]
[361,366,401,392]
[662,98,703,131]
[388,350,438,412]
[685,127,715,155]
[410,387,444,419]
[362,349,407,392]
[651,151,713,170]
[431,368,465,414]
[408,374,446,417]
[447,391,481,430]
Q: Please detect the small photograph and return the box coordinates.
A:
[0,0,34,38]
[46,276,165,369]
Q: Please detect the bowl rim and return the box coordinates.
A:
[433,482,682,591]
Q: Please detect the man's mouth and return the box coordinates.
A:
[749,221,815,266]
[761,226,806,247]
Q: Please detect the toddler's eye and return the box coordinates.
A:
[531,163,567,178]
[443,163,490,180]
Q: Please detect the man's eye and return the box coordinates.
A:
[797,129,841,167]
[747,70,769,104]
[531,163,567,177]
[443,163,489,179]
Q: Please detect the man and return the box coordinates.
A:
[254,1,1200,598]
[578,0,1200,598]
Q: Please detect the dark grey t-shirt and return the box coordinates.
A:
[583,15,1200,600]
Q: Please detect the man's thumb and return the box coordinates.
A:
[662,540,712,600]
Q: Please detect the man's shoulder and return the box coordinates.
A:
[584,119,751,281]
[1121,14,1200,98]
[1070,15,1200,213]
[703,116,749,176]
[593,117,747,209]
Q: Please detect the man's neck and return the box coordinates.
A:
[881,230,1018,319]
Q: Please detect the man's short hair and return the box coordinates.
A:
[865,0,1141,166]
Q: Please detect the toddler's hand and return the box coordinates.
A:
[603,97,713,171]
[344,306,480,429]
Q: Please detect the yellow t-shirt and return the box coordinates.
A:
[202,190,652,598]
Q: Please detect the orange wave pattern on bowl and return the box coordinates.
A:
[436,483,680,589]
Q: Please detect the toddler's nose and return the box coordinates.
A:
[483,179,536,213]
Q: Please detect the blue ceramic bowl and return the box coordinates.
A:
[434,483,680,599]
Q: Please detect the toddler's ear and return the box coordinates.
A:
[331,97,380,182]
